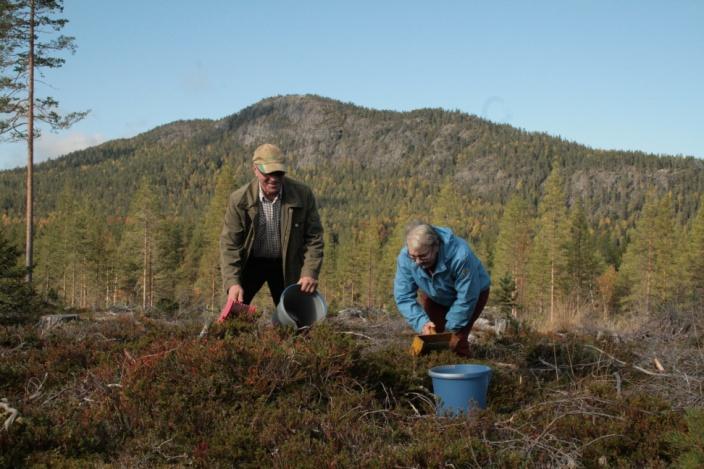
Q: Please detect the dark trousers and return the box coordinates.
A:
[419,288,490,357]
[242,257,285,306]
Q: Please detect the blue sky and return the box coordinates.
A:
[2,0,703,169]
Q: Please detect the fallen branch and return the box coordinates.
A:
[494,362,519,370]
[538,358,560,375]
[1,399,19,431]
[583,344,626,366]
[585,344,697,380]
[339,331,375,341]
[153,437,189,462]
[631,365,679,378]
[26,372,48,401]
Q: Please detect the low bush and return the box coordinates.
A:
[0,315,699,467]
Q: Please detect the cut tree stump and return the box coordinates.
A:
[38,314,79,333]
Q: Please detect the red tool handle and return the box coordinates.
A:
[216,298,256,323]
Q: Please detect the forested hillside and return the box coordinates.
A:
[1,94,703,326]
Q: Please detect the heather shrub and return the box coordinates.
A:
[668,408,704,468]
[0,315,695,467]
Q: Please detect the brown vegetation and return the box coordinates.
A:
[1,308,702,467]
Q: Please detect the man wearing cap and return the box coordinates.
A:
[219,143,324,307]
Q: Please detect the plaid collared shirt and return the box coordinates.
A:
[252,185,282,258]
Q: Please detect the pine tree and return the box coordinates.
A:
[565,201,603,309]
[195,165,233,312]
[596,265,618,321]
[0,0,88,282]
[72,199,101,309]
[685,194,704,306]
[526,161,569,324]
[119,178,161,311]
[318,223,339,308]
[334,228,364,307]
[492,194,533,316]
[431,181,462,232]
[46,183,81,305]
[618,192,680,314]
[355,216,392,309]
[34,210,62,300]
[154,217,185,316]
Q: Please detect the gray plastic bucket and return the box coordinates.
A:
[428,364,492,416]
[273,284,327,328]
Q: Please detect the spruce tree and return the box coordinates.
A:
[119,178,161,311]
[155,218,185,316]
[48,183,81,305]
[319,222,339,307]
[596,265,618,321]
[526,161,569,324]
[195,165,234,313]
[494,273,518,317]
[684,194,704,307]
[0,228,36,323]
[492,194,533,317]
[565,202,603,309]
[618,192,679,314]
[431,180,462,233]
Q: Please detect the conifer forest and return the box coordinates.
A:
[2,95,704,325]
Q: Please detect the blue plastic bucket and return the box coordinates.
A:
[272,284,327,329]
[428,364,492,416]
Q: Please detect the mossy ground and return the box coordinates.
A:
[0,311,700,468]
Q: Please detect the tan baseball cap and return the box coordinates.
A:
[252,143,287,174]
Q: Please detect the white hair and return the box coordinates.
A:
[405,221,439,251]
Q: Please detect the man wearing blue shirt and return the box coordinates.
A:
[394,222,491,356]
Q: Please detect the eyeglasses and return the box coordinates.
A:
[408,248,435,262]
[261,171,284,179]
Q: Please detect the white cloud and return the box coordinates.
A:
[35,132,106,161]
[0,132,106,170]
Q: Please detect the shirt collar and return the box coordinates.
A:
[258,184,282,203]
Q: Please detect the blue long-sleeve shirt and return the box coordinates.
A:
[393,226,491,333]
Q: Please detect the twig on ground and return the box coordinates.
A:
[153,437,189,462]
[585,343,701,381]
[25,372,48,401]
[583,344,626,366]
[1,399,19,431]
[339,331,375,341]
[539,358,560,374]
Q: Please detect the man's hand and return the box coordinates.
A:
[421,321,436,335]
[227,284,244,303]
[297,276,318,294]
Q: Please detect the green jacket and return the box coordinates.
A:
[219,177,324,292]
